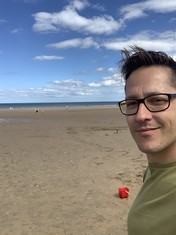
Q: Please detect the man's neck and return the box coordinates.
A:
[147,149,176,164]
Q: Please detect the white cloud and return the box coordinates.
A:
[0,19,7,24]
[11,28,23,34]
[120,0,176,21]
[47,79,95,97]
[47,37,99,49]
[169,18,176,23]
[108,67,117,73]
[85,15,120,34]
[95,67,117,73]
[102,30,176,54]
[96,67,104,72]
[101,79,117,86]
[32,0,176,37]
[70,0,89,10]
[144,0,176,13]
[88,83,101,87]
[32,0,121,35]
[88,73,123,88]
[121,7,146,21]
[0,73,124,102]
[52,79,83,88]
[46,31,176,55]
[33,55,64,61]
[92,3,105,12]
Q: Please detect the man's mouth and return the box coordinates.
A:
[136,127,159,133]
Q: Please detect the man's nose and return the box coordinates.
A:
[135,103,152,121]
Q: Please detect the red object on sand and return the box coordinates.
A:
[118,187,130,198]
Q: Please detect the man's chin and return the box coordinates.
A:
[137,145,157,154]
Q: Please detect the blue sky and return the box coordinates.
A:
[0,0,176,103]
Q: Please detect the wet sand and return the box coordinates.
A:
[0,107,147,235]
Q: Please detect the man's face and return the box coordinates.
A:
[126,66,176,163]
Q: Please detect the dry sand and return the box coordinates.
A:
[0,106,147,235]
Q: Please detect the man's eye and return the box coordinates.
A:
[149,97,167,105]
[126,101,137,107]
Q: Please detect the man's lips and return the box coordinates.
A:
[136,127,160,133]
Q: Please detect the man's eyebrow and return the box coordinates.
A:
[126,92,163,99]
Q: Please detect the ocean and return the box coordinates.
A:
[0,101,118,109]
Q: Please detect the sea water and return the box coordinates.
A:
[0,101,118,109]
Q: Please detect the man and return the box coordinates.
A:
[118,46,176,235]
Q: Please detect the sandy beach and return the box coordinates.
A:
[0,106,147,235]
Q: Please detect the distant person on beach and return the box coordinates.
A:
[35,107,39,114]
[118,45,176,235]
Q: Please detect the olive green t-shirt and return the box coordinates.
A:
[128,162,176,235]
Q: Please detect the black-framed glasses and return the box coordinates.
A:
[118,93,176,116]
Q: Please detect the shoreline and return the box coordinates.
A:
[0,101,119,110]
[0,104,119,111]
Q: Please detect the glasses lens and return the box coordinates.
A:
[120,99,138,115]
[145,94,169,111]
